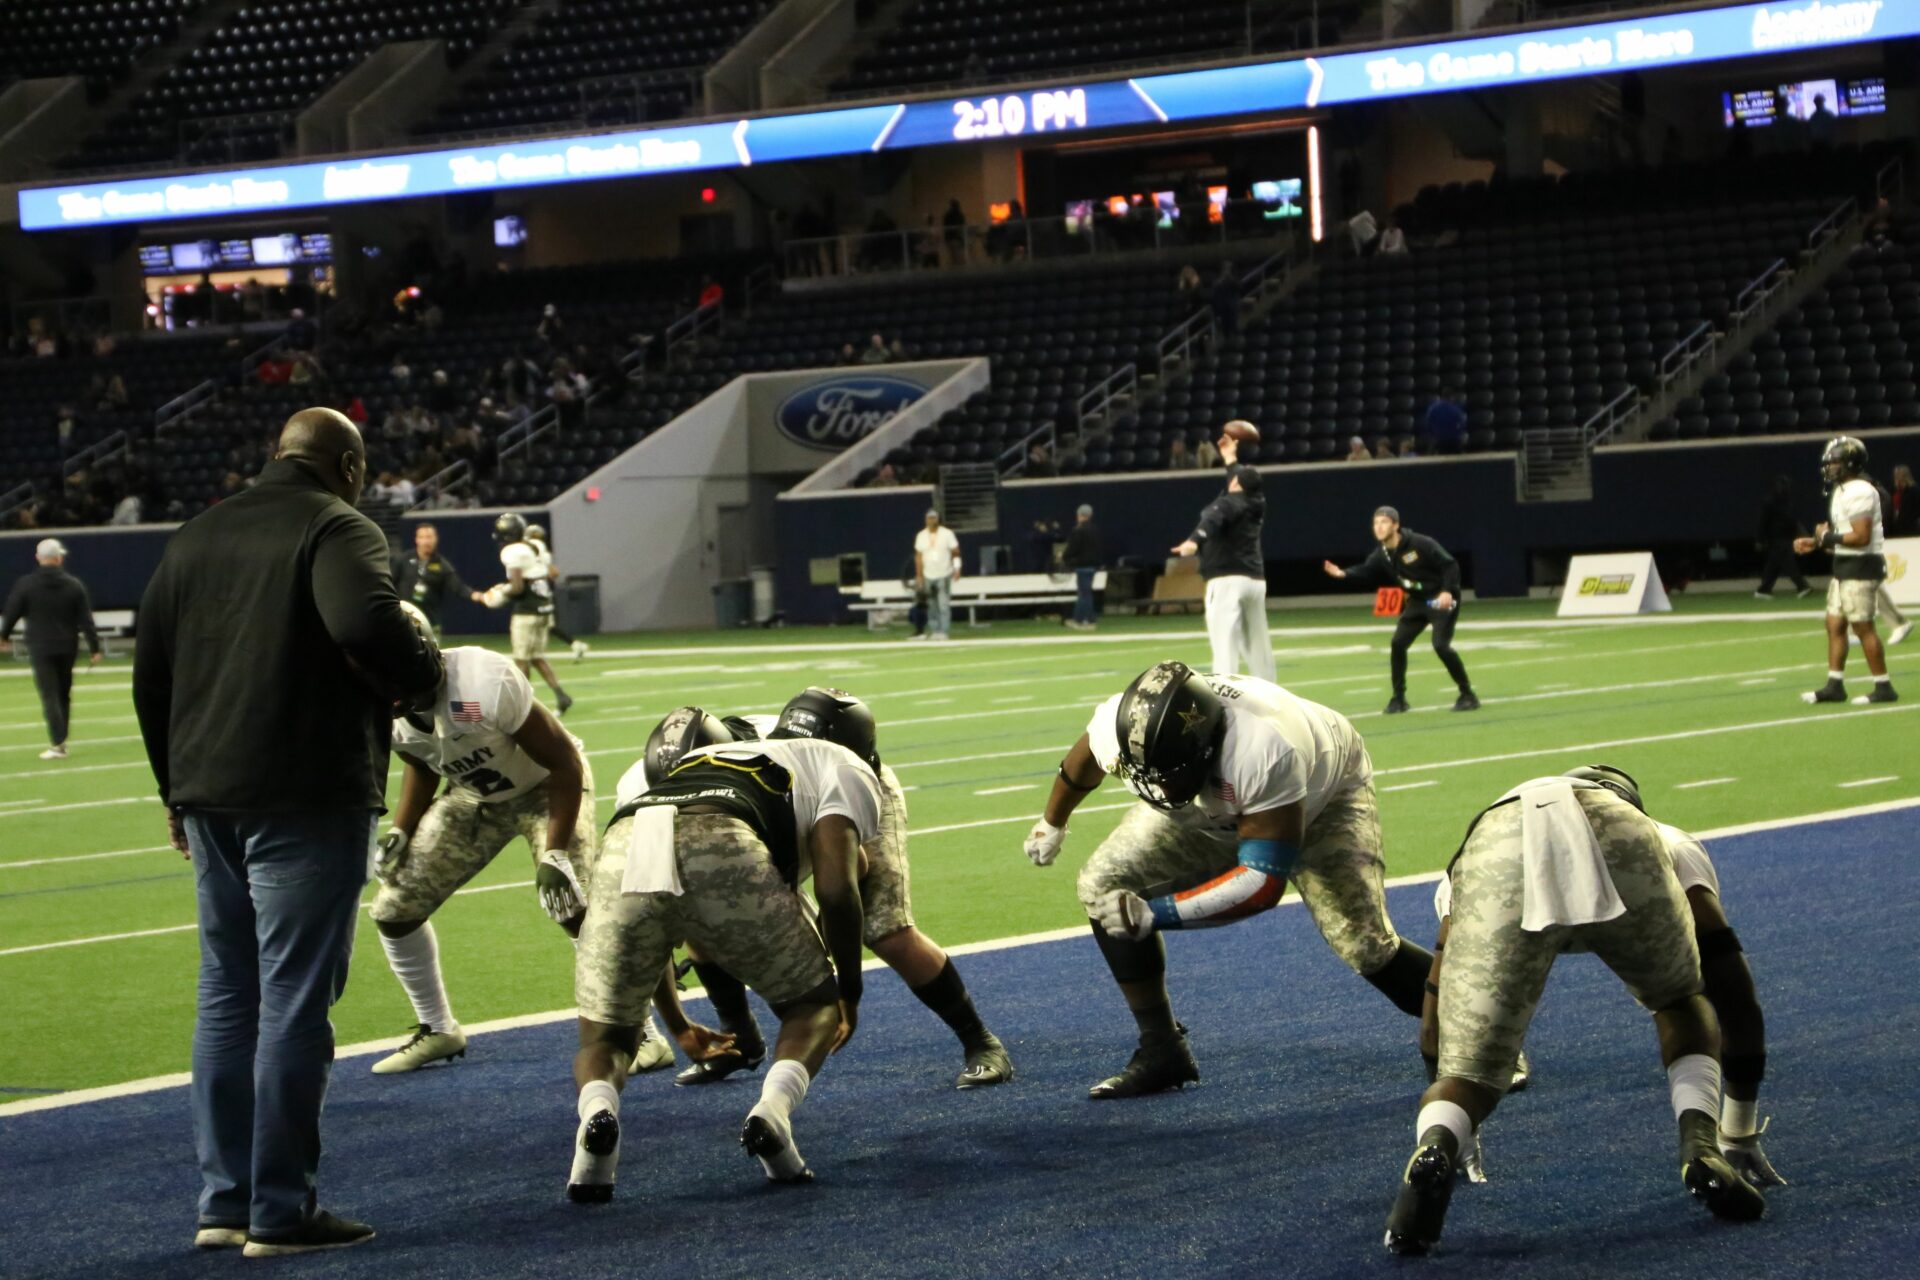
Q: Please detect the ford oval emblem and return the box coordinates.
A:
[775,376,927,451]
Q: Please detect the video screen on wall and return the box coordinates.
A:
[1722,77,1885,127]
[140,231,333,274]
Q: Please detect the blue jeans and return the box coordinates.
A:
[187,809,372,1235]
[1073,568,1098,625]
[926,575,953,636]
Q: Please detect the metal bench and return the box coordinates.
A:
[841,572,1107,628]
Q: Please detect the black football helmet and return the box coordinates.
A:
[1563,764,1643,812]
[643,706,734,785]
[720,714,764,742]
[388,601,443,730]
[771,687,880,773]
[1820,436,1868,494]
[526,523,548,545]
[1113,661,1225,811]
[493,512,529,546]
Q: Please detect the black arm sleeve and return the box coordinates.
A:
[441,556,473,598]
[311,511,444,699]
[0,579,23,641]
[132,563,175,802]
[1340,546,1391,585]
[76,581,102,655]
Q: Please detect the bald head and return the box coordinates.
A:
[276,408,367,504]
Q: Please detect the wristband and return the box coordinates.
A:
[1820,529,1842,549]
[1057,763,1098,792]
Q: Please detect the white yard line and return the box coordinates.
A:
[1674,778,1737,790]
[0,796,157,819]
[0,845,171,871]
[1379,780,1440,793]
[972,783,1037,796]
[1838,776,1899,788]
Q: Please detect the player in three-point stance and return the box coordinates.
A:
[567,732,880,1200]
[479,513,574,714]
[1797,437,1898,705]
[1023,660,1435,1098]
[1382,766,1766,1255]
[1322,506,1478,714]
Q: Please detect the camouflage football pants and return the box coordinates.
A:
[859,764,915,945]
[576,813,833,1027]
[1077,779,1401,975]
[369,759,597,925]
[1437,788,1702,1090]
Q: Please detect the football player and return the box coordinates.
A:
[567,730,880,1200]
[1427,767,1782,1188]
[365,604,676,1073]
[1795,437,1897,705]
[1383,767,1765,1256]
[1024,660,1434,1097]
[646,692,1013,1090]
[479,513,573,714]
[524,523,589,661]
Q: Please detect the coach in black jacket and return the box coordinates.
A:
[134,408,442,1256]
[1323,506,1478,714]
[0,537,102,759]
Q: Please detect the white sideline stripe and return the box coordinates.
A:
[0,734,143,754]
[1838,776,1899,788]
[10,795,1919,1117]
[0,760,146,781]
[0,797,46,809]
[973,783,1036,796]
[0,844,171,870]
[1675,778,1737,790]
[0,713,138,732]
[1379,780,1439,793]
[0,795,156,819]
[1739,678,1777,686]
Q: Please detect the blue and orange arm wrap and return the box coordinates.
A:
[1147,837,1298,930]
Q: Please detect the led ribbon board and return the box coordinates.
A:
[19,0,1908,230]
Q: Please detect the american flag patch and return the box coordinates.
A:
[1214,779,1237,803]
[449,700,483,723]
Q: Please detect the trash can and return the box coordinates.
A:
[711,578,752,628]
[555,575,600,637]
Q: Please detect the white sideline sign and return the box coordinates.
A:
[1887,538,1920,607]
[1556,552,1672,617]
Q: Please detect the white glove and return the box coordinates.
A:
[1719,1119,1786,1187]
[375,829,410,882]
[1093,889,1155,941]
[1024,818,1067,867]
[482,585,508,609]
[535,847,586,924]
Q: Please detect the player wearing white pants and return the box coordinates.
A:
[1203,574,1273,681]
[1173,428,1271,679]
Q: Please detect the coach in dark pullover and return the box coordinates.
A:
[1322,505,1478,714]
[134,408,442,1256]
[1,537,102,757]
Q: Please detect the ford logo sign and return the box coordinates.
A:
[775,376,927,451]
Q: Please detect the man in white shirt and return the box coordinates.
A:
[367,612,605,1074]
[1022,660,1433,1098]
[569,734,878,1201]
[913,509,961,641]
[1795,437,1897,705]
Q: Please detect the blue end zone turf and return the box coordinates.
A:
[5,809,1919,1279]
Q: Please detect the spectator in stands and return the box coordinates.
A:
[1064,504,1105,631]
[496,352,541,400]
[1420,389,1468,455]
[1755,474,1811,598]
[915,217,942,270]
[549,359,589,431]
[1168,436,1198,470]
[1177,264,1203,296]
[341,395,368,426]
[1195,436,1221,468]
[1375,440,1396,460]
[698,275,724,309]
[55,405,79,450]
[1210,263,1239,335]
[111,494,144,526]
[1027,442,1057,477]
[1888,464,1917,538]
[288,353,322,388]
[537,304,565,347]
[838,342,858,364]
[870,463,901,488]
[944,199,967,265]
[1377,221,1409,256]
[1398,439,1419,459]
[285,308,317,352]
[257,352,294,386]
[890,338,910,362]
[424,369,459,414]
[860,333,892,365]
[1346,436,1373,461]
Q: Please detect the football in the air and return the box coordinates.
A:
[1221,420,1261,444]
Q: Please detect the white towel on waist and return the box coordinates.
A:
[620,805,682,897]
[1516,780,1625,932]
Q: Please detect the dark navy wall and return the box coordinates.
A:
[773,430,1920,625]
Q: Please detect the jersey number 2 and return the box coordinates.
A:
[466,768,515,797]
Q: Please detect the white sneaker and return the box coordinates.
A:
[370,1024,467,1074]
[38,745,67,760]
[629,1016,675,1073]
[567,1107,620,1203]
[1751,591,1770,600]
[741,1105,811,1183]
[571,639,590,661]
[194,1226,248,1249]
[1889,621,1914,647]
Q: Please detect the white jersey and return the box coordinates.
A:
[392,647,550,802]
[1432,816,1719,918]
[1829,478,1885,558]
[528,538,557,575]
[1087,673,1367,835]
[500,539,554,614]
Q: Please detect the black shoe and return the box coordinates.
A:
[242,1211,376,1258]
[556,691,575,716]
[1088,1029,1199,1099]
[1384,696,1410,715]
[566,1110,621,1204]
[1452,691,1480,712]
[741,1114,813,1183]
[1800,680,1846,704]
[1852,683,1898,705]
[956,1033,1013,1089]
[674,1043,766,1087]
[1684,1153,1767,1222]
[1383,1135,1458,1256]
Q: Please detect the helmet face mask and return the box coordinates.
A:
[1563,764,1643,812]
[1820,436,1867,494]
[772,687,880,773]
[1114,661,1225,812]
[644,706,734,785]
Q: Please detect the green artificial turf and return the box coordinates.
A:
[1,595,1913,1098]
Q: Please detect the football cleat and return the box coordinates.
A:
[1888,621,1914,647]
[956,1034,1014,1089]
[194,1226,248,1250]
[1683,1153,1767,1222]
[742,1109,812,1183]
[38,745,67,760]
[675,1043,766,1087]
[1384,696,1410,715]
[371,1024,467,1074]
[1384,1133,1458,1255]
[1800,680,1846,704]
[1088,1030,1200,1100]
[567,1110,620,1204]
[1452,691,1480,712]
[571,639,590,661]
[1851,684,1898,705]
[630,1023,675,1074]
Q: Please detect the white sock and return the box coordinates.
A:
[578,1078,620,1121]
[1415,1099,1474,1155]
[1875,674,1891,684]
[1667,1053,1722,1121]
[380,924,458,1033]
[1721,1096,1758,1138]
[1828,671,1845,682]
[753,1059,812,1127]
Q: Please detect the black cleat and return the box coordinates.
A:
[556,691,575,716]
[1384,696,1411,715]
[1088,1030,1199,1099]
[674,1044,765,1087]
[1684,1153,1767,1222]
[741,1114,813,1183]
[956,1034,1013,1089]
[1800,680,1845,704]
[566,1110,620,1204]
[1384,1134,1458,1256]
[1852,683,1898,705]
[1452,691,1480,712]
